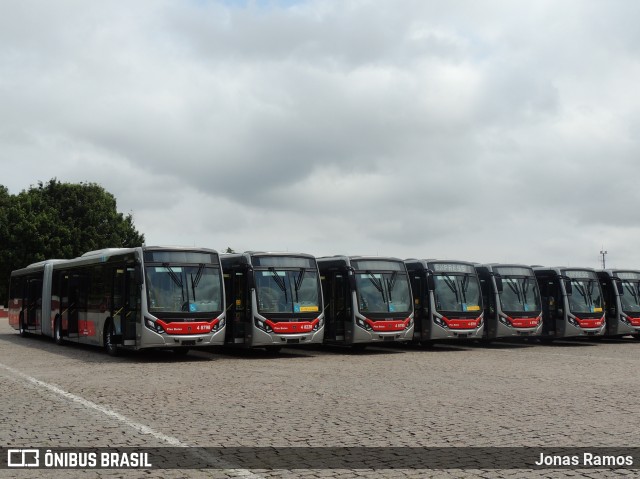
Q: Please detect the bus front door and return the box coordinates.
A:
[61,273,80,341]
[334,272,353,343]
[26,278,43,332]
[234,270,249,344]
[112,267,139,347]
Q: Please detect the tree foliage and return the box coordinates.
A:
[1,179,145,304]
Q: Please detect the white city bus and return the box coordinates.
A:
[317,256,414,346]
[221,252,325,350]
[476,264,543,340]
[597,269,640,339]
[8,246,226,355]
[533,267,605,339]
[405,259,484,343]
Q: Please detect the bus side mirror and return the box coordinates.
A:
[426,274,435,292]
[246,266,255,289]
[348,271,356,291]
[494,274,503,293]
[564,279,572,296]
[134,263,143,285]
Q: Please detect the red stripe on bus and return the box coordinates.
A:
[573,315,605,329]
[441,316,482,330]
[507,316,541,328]
[264,319,319,334]
[157,319,219,335]
[627,317,640,327]
[364,318,410,332]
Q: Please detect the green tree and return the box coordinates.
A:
[1,179,145,304]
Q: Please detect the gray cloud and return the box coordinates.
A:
[1,0,640,268]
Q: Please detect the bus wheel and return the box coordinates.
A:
[54,317,64,345]
[104,321,119,357]
[350,343,367,352]
[173,348,190,356]
[265,346,282,354]
[633,334,640,341]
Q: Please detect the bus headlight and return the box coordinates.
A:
[211,317,225,332]
[434,317,448,329]
[144,317,165,334]
[255,318,273,333]
[356,318,372,331]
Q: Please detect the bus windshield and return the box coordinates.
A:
[568,278,603,314]
[500,276,541,313]
[621,280,640,313]
[434,274,481,313]
[256,269,320,314]
[146,265,223,313]
[355,271,412,314]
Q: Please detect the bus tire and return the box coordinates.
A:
[104,320,119,357]
[633,334,640,341]
[54,316,64,345]
[265,346,282,354]
[350,343,367,351]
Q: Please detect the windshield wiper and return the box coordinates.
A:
[506,278,522,303]
[163,263,186,305]
[442,275,460,303]
[573,281,590,307]
[293,268,306,302]
[461,274,471,303]
[269,268,288,302]
[624,281,640,303]
[385,271,398,302]
[522,277,530,304]
[366,272,387,303]
[189,264,204,302]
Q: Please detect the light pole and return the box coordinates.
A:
[600,249,607,269]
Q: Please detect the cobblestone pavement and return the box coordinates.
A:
[1,317,640,478]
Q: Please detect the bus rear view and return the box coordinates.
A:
[476,264,543,340]
[534,267,605,339]
[405,259,484,343]
[318,256,414,346]
[597,269,640,339]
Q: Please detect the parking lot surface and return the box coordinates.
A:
[1,318,639,478]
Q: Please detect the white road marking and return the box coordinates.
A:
[0,361,263,478]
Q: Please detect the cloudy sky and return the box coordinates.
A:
[1,0,639,268]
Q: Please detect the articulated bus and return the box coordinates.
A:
[533,267,605,339]
[8,246,226,355]
[597,269,640,339]
[405,259,484,343]
[317,256,414,346]
[221,252,324,350]
[476,264,543,340]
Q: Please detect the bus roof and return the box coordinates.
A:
[405,258,477,268]
[476,263,535,272]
